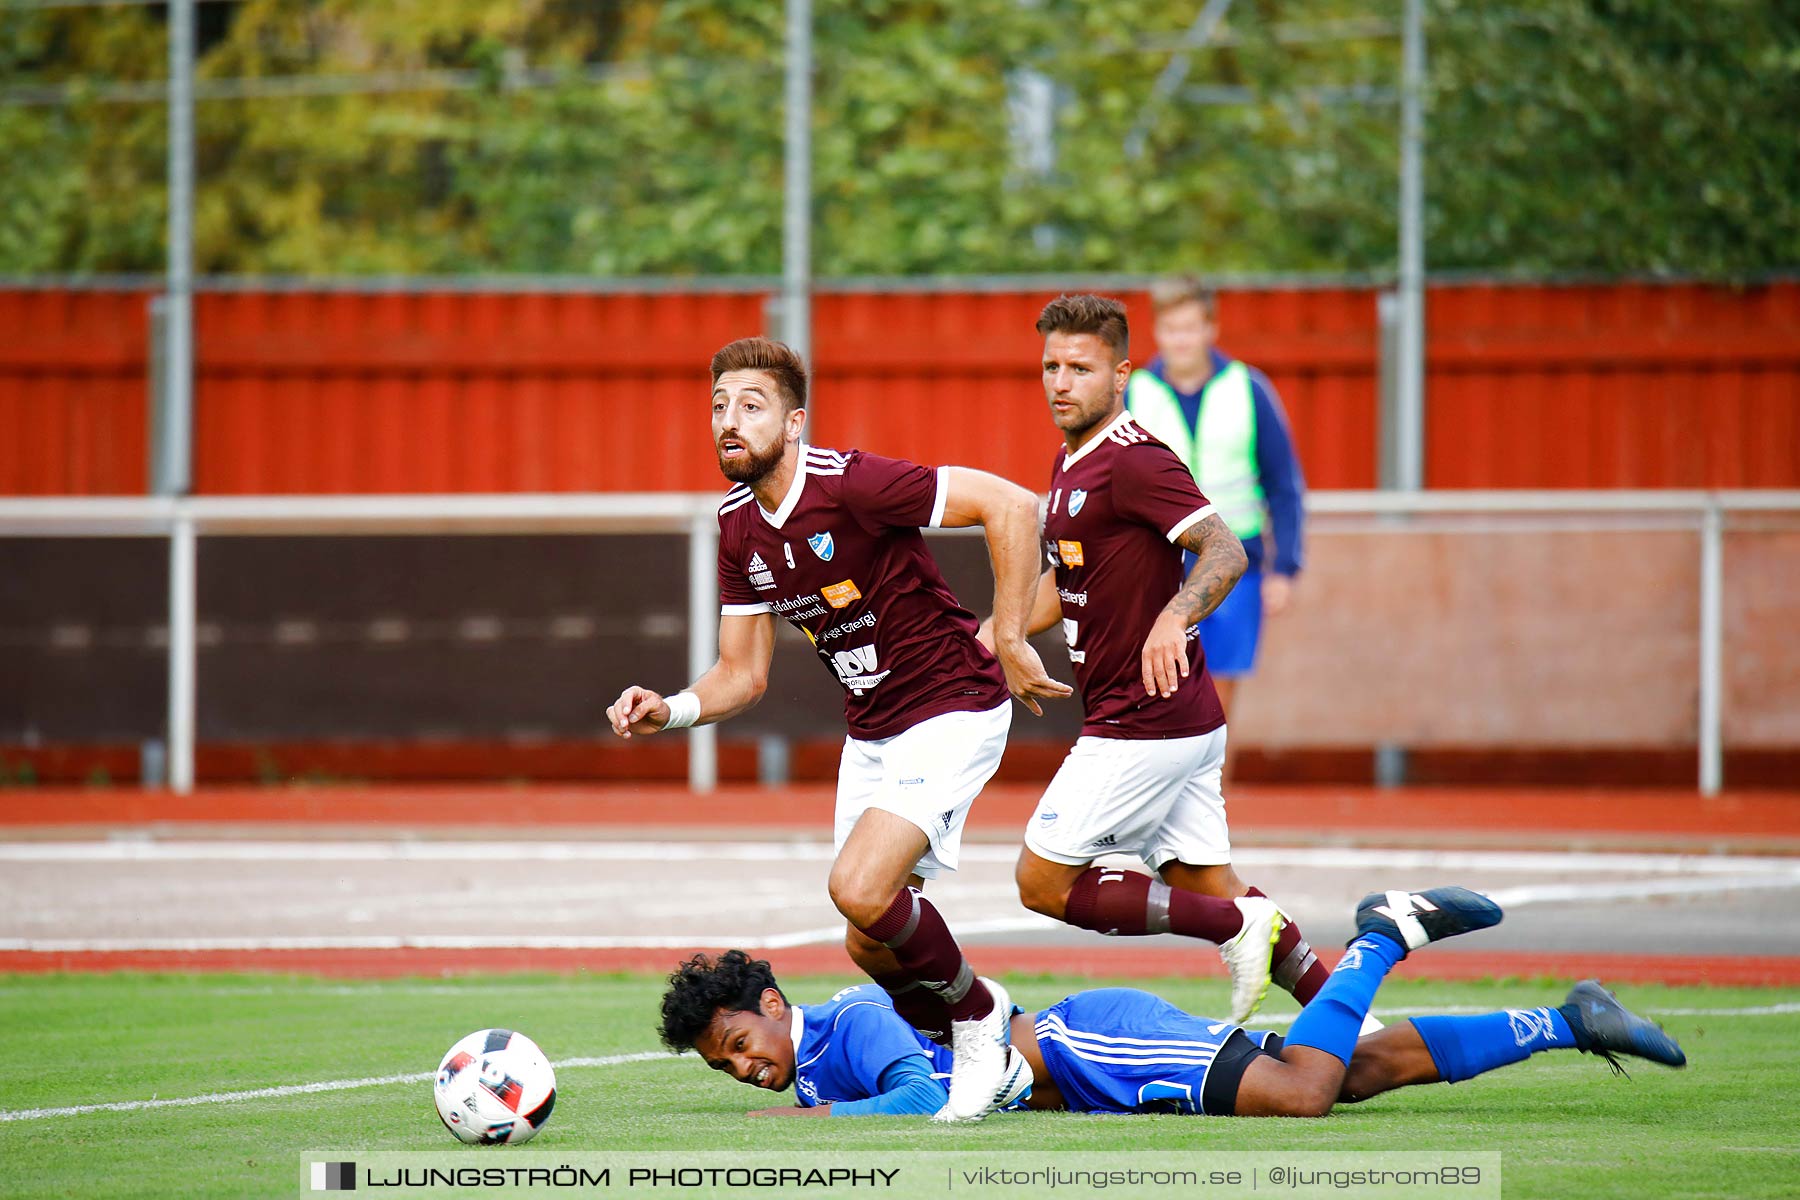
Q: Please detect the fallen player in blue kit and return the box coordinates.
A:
[658,887,1685,1118]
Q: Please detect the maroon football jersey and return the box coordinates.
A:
[717,446,1010,740]
[1044,411,1227,740]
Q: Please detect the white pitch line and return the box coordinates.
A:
[5,841,1798,876]
[1486,874,1800,907]
[0,1052,673,1123]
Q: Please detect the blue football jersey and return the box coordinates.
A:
[792,985,952,1108]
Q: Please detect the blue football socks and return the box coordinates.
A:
[1285,933,1404,1066]
[1411,1005,1577,1083]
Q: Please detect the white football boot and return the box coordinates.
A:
[932,977,1020,1123]
[1218,896,1285,1025]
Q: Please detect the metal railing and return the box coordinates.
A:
[3,489,1797,796]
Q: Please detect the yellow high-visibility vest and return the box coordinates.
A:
[1126,363,1264,538]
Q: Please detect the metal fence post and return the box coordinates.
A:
[161,0,198,796]
[782,0,813,373]
[688,508,719,793]
[1395,0,1426,492]
[1699,500,1724,795]
[161,0,195,498]
[168,507,197,794]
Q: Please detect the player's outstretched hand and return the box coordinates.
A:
[606,685,670,738]
[997,641,1073,717]
[1140,611,1192,699]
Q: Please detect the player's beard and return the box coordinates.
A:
[716,433,786,485]
[1055,396,1117,441]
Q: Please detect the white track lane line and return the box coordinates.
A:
[5,841,1799,876]
[0,918,1059,953]
[0,1052,672,1123]
[5,1004,1795,1124]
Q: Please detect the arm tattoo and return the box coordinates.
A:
[1163,514,1248,626]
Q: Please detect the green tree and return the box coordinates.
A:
[1428,0,1800,275]
[2,0,1795,278]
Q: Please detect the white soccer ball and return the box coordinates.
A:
[433,1028,557,1145]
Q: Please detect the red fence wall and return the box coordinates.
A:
[0,288,152,494]
[813,287,1380,491]
[2,280,1795,496]
[1427,283,1800,488]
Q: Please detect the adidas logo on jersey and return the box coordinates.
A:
[747,552,775,591]
[1107,420,1152,447]
[748,552,767,571]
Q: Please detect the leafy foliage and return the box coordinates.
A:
[2,0,1795,277]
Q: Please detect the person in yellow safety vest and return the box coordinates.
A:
[1126,277,1306,755]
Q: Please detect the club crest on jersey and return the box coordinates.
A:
[808,532,835,561]
[1068,489,1087,516]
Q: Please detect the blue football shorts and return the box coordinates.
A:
[1033,987,1283,1116]
[1190,561,1263,678]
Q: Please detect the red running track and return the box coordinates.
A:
[6,783,1800,845]
[4,947,1798,987]
[7,784,1798,984]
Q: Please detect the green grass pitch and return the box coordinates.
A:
[4,972,1796,1199]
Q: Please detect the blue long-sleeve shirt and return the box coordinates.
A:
[1142,348,1306,577]
[789,985,1032,1117]
[790,986,953,1116]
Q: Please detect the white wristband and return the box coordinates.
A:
[662,690,702,730]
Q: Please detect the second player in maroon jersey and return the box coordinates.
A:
[982,295,1339,1026]
[1042,410,1226,740]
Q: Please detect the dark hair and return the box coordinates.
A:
[658,950,786,1053]
[1036,294,1129,360]
[1149,276,1217,319]
[710,337,807,413]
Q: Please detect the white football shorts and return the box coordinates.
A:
[833,699,1012,878]
[1025,726,1232,870]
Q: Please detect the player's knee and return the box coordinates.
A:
[826,870,891,929]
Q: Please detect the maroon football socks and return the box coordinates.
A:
[1061,869,1329,1003]
[1245,885,1329,1003]
[869,970,953,1046]
[1064,866,1247,942]
[858,887,994,1024]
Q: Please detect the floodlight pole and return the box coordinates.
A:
[164,0,197,794]
[1395,0,1426,492]
[782,0,813,373]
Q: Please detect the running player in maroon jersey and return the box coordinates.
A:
[980,295,1336,1026]
[607,336,1072,1122]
